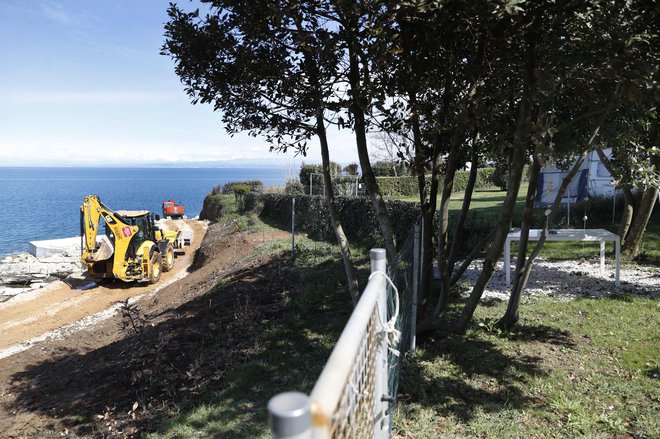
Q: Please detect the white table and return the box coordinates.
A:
[504,228,620,288]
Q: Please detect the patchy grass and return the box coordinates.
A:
[394,295,660,438]
[148,224,367,439]
[143,212,658,438]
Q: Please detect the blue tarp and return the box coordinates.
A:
[535,168,589,207]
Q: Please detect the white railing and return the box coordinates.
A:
[268,221,422,439]
[269,238,422,439]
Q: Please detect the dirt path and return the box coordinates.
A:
[0,225,293,438]
[0,220,208,356]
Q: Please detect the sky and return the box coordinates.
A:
[0,0,359,167]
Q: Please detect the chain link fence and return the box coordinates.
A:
[268,220,422,439]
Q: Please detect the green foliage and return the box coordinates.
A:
[244,193,420,248]
[284,180,305,195]
[299,162,340,186]
[199,193,234,221]
[375,168,497,197]
[219,181,264,194]
[343,163,359,176]
[372,160,409,177]
[232,184,250,211]
[375,176,420,197]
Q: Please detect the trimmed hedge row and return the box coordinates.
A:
[213,180,264,195]
[245,193,420,246]
[244,193,496,253]
[375,167,497,197]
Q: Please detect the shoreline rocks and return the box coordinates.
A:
[0,252,82,302]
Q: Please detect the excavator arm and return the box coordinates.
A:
[80,195,141,279]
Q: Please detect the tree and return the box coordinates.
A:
[343,163,359,176]
[162,1,362,303]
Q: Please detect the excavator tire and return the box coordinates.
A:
[148,253,162,284]
[163,244,175,272]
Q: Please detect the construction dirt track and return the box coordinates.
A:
[0,220,207,357]
[0,219,294,438]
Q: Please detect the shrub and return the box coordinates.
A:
[285,180,305,195]
[220,180,264,194]
[376,176,420,197]
[199,194,228,221]
[372,160,410,177]
[374,168,497,198]
[243,192,497,257]
[232,184,251,211]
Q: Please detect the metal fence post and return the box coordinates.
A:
[268,391,312,439]
[411,223,420,353]
[291,198,296,259]
[370,248,389,438]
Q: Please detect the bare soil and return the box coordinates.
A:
[0,220,292,438]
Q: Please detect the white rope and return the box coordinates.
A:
[369,271,402,357]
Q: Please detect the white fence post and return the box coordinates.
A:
[268,391,312,439]
[371,248,390,438]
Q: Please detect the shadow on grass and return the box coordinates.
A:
[400,332,548,423]
[496,323,576,347]
[400,318,575,424]
[7,251,355,438]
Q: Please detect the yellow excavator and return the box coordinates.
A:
[80,194,181,284]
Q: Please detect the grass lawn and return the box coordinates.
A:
[403,184,659,265]
[152,192,657,438]
[394,295,659,438]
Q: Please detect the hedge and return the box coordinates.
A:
[244,193,495,254]
[375,167,497,197]
[214,180,264,195]
[244,193,418,246]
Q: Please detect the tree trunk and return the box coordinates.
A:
[450,228,496,285]
[497,156,541,329]
[317,115,361,305]
[447,140,480,275]
[594,148,635,240]
[432,135,462,316]
[446,137,528,334]
[290,9,361,305]
[438,29,539,334]
[410,90,435,320]
[618,188,635,241]
[347,38,396,262]
[622,186,659,256]
[622,148,659,255]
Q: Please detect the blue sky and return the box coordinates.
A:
[0,0,357,167]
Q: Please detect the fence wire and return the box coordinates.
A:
[269,220,421,439]
[386,221,417,404]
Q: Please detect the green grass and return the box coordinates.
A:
[145,208,658,438]
[394,184,660,264]
[394,295,660,438]
[147,221,367,438]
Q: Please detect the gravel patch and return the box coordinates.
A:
[462,258,660,301]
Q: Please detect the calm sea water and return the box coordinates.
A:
[0,167,285,257]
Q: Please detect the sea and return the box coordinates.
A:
[0,167,285,258]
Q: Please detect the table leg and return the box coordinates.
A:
[505,237,511,287]
[615,238,620,288]
[600,240,605,274]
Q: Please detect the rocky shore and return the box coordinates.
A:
[0,251,82,302]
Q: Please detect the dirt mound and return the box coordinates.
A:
[0,222,291,438]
